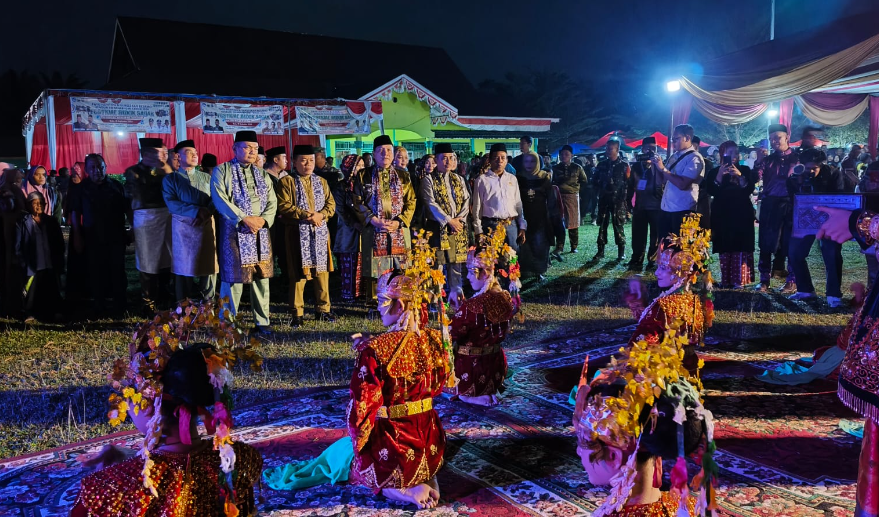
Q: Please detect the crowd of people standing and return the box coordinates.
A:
[0,123,872,326]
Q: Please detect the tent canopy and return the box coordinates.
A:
[676,10,879,155]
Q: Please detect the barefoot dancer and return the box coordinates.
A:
[449,224,521,407]
[264,234,456,509]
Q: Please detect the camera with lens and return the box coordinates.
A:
[637,150,655,162]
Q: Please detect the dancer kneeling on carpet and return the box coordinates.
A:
[632,213,714,375]
[263,234,456,509]
[573,323,718,516]
[448,224,521,407]
[71,299,264,516]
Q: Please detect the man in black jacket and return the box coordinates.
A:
[787,148,845,307]
[627,137,663,269]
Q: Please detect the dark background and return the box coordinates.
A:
[1,0,874,157]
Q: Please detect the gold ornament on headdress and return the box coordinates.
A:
[377,230,447,308]
[106,298,262,513]
[655,213,713,287]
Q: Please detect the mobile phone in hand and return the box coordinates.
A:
[723,155,733,166]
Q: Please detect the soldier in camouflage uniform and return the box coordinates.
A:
[593,138,630,261]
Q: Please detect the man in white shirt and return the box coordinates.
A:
[650,124,705,239]
[471,143,527,251]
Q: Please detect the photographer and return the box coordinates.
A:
[707,141,756,288]
[650,124,705,241]
[626,136,662,269]
[786,148,845,307]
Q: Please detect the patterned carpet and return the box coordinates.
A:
[0,324,860,516]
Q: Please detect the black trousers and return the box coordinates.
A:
[657,210,692,244]
[139,269,171,307]
[631,209,662,264]
[757,196,793,283]
[87,242,127,313]
[596,198,626,248]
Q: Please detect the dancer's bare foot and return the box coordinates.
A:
[426,476,441,502]
[382,483,438,509]
[459,394,499,407]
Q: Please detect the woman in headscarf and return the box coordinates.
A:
[706,140,756,288]
[22,165,60,223]
[0,167,27,316]
[516,150,552,279]
[333,154,365,302]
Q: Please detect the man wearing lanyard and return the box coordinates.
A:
[649,124,705,241]
[627,136,663,269]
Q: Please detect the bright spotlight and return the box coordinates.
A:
[116,131,124,136]
[767,110,779,118]
[666,80,681,92]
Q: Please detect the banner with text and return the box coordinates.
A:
[295,101,383,135]
[70,97,172,133]
[200,103,285,135]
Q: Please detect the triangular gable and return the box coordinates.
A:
[360,74,458,119]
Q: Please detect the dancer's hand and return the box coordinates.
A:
[77,445,136,470]
[814,206,853,243]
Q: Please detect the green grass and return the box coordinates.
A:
[0,221,862,458]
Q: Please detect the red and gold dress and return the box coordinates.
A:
[70,441,262,516]
[448,289,513,397]
[632,289,712,374]
[609,492,697,517]
[347,327,452,492]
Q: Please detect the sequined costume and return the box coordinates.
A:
[608,492,697,517]
[632,289,710,374]
[839,210,879,517]
[448,289,513,397]
[347,327,452,492]
[71,441,262,517]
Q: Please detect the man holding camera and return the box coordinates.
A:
[627,136,663,269]
[786,149,845,307]
[649,124,705,242]
[754,123,798,293]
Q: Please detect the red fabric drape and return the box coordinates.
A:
[30,125,320,174]
[870,96,879,160]
[779,98,795,132]
[672,93,693,126]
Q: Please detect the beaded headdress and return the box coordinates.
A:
[573,319,718,516]
[655,213,713,288]
[466,222,523,299]
[106,298,262,515]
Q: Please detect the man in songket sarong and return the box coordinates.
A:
[211,130,277,336]
[420,142,470,305]
[276,144,337,328]
[162,139,218,302]
[552,144,590,255]
[352,134,416,304]
[124,137,174,313]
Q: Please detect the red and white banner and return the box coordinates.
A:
[200,102,284,135]
[70,97,172,133]
[295,102,383,135]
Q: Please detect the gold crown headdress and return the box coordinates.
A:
[466,223,522,294]
[106,298,262,515]
[573,320,718,516]
[655,214,713,288]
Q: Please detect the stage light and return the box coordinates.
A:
[666,80,681,92]
[116,131,124,136]
[767,110,778,118]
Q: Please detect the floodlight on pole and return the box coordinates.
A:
[767,109,778,118]
[666,80,681,92]
[117,131,125,136]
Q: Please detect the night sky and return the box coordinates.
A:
[5,0,873,89]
